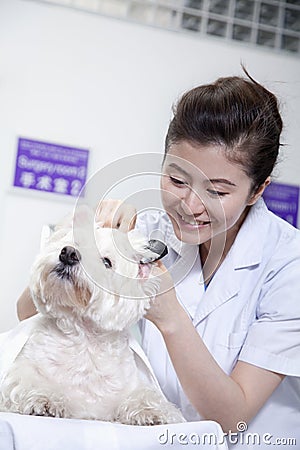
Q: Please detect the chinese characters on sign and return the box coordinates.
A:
[263,182,299,228]
[13,138,89,197]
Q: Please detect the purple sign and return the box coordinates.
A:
[263,182,299,227]
[13,138,89,197]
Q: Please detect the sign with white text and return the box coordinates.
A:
[13,138,89,198]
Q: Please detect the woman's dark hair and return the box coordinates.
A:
[164,68,283,194]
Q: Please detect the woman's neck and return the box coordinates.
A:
[200,206,250,284]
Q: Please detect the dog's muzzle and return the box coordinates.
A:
[59,246,81,266]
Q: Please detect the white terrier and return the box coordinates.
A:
[0,211,184,425]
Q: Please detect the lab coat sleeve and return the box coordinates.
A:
[0,316,39,385]
[239,238,300,377]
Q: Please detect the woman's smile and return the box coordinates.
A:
[176,212,211,229]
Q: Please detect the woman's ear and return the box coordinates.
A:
[248,177,271,205]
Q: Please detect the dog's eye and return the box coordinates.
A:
[102,257,112,269]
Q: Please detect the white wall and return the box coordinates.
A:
[0,0,300,331]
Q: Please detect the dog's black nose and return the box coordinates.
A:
[59,246,81,266]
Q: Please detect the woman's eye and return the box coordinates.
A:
[102,257,112,269]
[207,190,228,197]
[169,176,186,186]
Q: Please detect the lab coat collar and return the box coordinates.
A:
[165,198,270,269]
[165,199,270,324]
[230,197,270,270]
[193,199,270,324]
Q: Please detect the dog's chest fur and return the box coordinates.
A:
[16,317,140,419]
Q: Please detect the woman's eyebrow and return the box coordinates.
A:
[167,163,191,178]
[209,178,237,187]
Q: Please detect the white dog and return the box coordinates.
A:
[0,211,184,425]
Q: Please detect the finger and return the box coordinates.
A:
[95,200,123,227]
[149,265,167,278]
[95,200,137,231]
[155,260,168,272]
[118,209,137,232]
[107,203,136,231]
[110,205,129,229]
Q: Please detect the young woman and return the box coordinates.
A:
[18,71,300,448]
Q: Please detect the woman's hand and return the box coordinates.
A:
[95,200,137,232]
[146,261,188,334]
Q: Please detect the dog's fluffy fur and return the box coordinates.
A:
[0,214,184,425]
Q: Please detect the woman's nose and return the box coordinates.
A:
[181,189,206,215]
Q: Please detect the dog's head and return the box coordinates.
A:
[29,216,165,331]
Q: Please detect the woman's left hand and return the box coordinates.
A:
[145,261,187,334]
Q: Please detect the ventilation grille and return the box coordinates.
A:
[28,0,300,55]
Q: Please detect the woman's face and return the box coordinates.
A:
[161,141,261,246]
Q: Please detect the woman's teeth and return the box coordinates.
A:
[180,215,209,226]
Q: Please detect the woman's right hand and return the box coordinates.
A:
[95,200,137,232]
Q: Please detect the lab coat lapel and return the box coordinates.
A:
[192,255,240,326]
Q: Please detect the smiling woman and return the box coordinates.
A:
[131,69,300,447]
[160,142,262,253]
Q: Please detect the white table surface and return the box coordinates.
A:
[0,412,228,450]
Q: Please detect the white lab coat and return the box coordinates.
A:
[136,198,300,449]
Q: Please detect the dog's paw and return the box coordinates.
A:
[25,396,69,418]
[115,404,185,426]
[120,408,180,426]
[114,387,185,426]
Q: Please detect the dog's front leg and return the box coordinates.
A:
[114,386,185,425]
[0,366,70,418]
[0,382,70,418]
